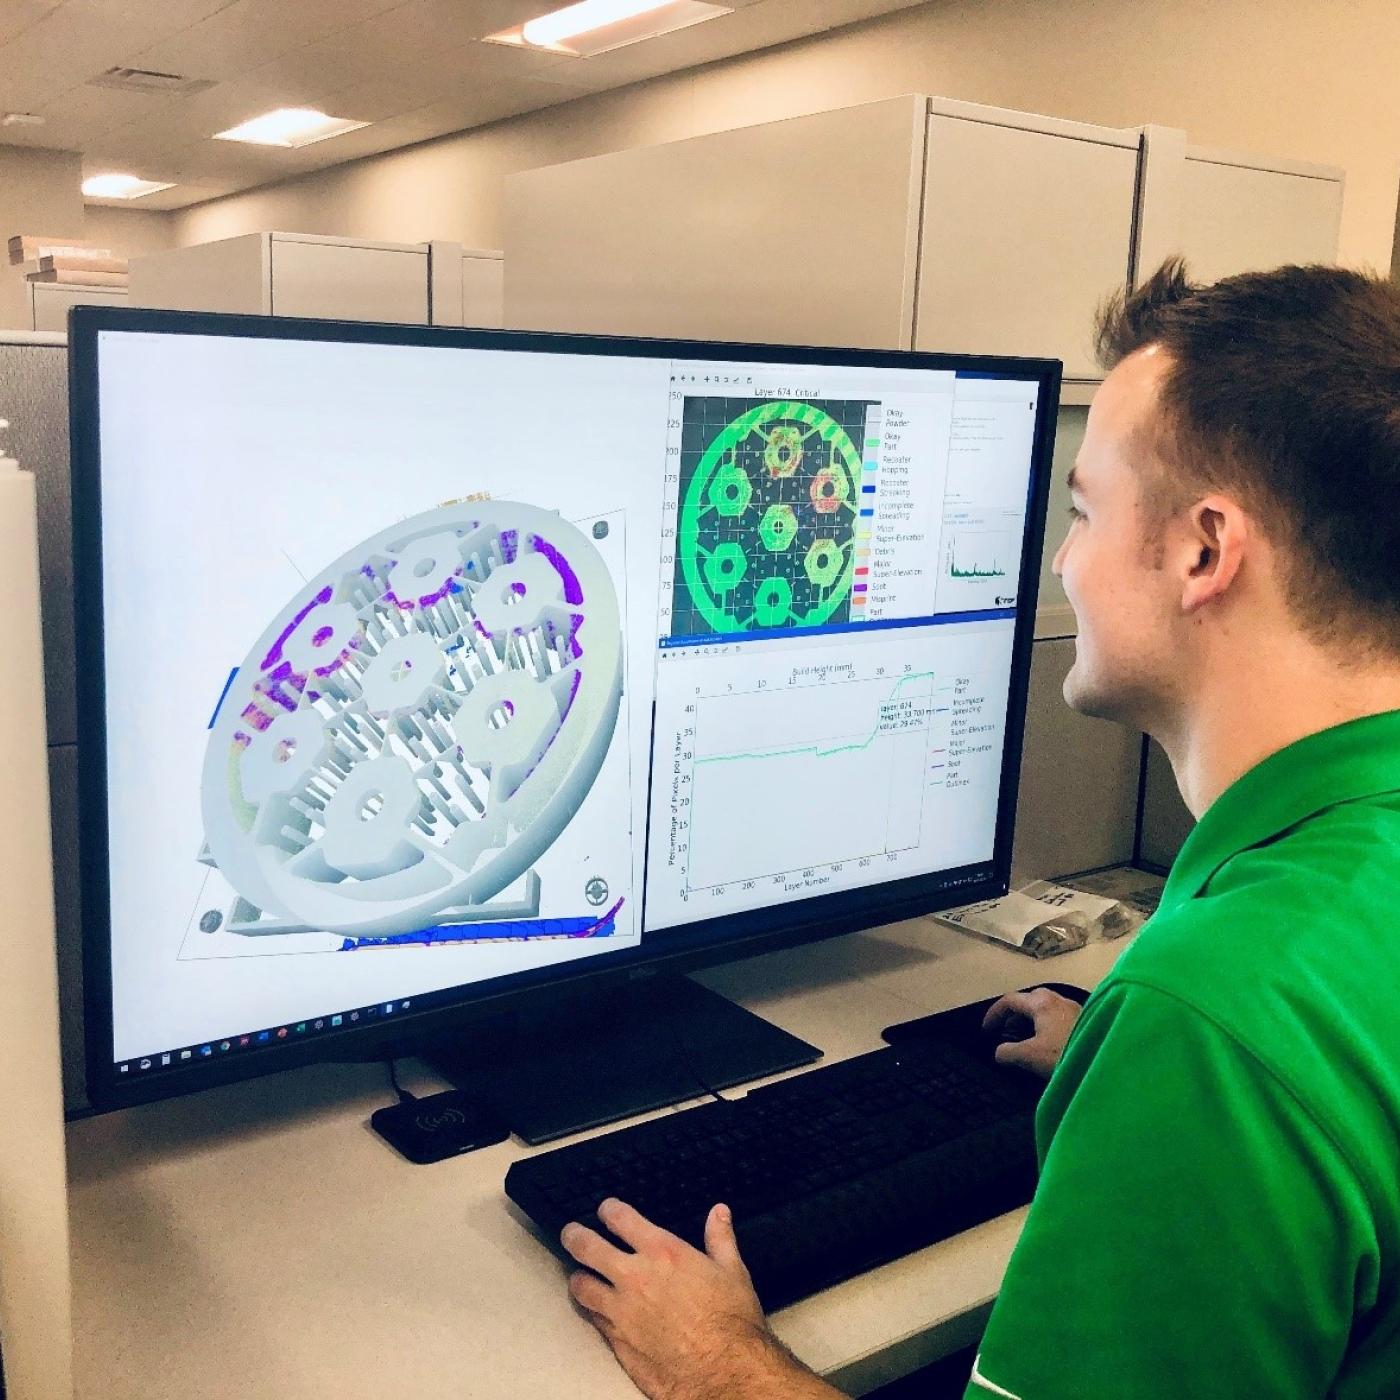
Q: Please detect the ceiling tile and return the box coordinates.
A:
[125,177,238,210]
[301,74,456,126]
[249,12,564,112]
[34,78,177,142]
[156,133,308,180]
[0,0,63,49]
[128,0,409,83]
[0,4,151,110]
[382,79,597,139]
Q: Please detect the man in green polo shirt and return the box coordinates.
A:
[559,261,1400,1399]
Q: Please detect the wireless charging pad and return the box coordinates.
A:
[371,1089,509,1164]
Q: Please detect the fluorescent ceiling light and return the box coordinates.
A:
[81,173,175,199]
[213,108,368,148]
[490,0,730,56]
[524,0,674,46]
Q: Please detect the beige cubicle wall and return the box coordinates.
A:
[130,232,505,327]
[0,337,86,1115]
[0,331,75,1400]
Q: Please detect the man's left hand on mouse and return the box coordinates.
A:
[561,1197,842,1399]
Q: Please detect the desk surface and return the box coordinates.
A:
[66,916,1133,1400]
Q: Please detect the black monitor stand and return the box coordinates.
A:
[425,974,821,1145]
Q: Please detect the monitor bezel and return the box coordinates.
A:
[69,304,1061,1111]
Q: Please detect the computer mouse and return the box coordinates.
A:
[983,983,1090,1043]
[992,1011,1036,1043]
[881,982,1091,1058]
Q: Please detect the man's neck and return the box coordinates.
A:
[1155,638,1400,819]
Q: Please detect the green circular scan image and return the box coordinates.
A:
[677,400,864,633]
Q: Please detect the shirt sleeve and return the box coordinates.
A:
[964,978,1372,1400]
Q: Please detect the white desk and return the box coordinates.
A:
[66,916,1134,1399]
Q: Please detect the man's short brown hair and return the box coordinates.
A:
[1095,259,1400,655]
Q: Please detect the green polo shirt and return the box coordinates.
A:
[966,710,1400,1400]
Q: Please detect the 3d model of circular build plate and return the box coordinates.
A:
[201,501,623,938]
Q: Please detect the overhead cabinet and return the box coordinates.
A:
[913,101,1139,379]
[505,95,1141,384]
[1133,127,1344,285]
[27,281,126,332]
[506,96,1344,383]
[1176,147,1344,282]
[130,232,504,327]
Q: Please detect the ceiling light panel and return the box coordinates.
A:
[488,0,730,57]
[81,173,177,199]
[525,0,676,45]
[213,108,369,148]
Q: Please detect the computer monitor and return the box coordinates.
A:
[70,307,1059,1116]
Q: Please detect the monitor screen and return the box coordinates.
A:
[71,311,1057,1100]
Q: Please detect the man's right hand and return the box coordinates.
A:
[982,987,1085,1079]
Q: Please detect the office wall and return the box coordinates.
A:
[83,206,177,261]
[173,0,1399,273]
[0,146,85,330]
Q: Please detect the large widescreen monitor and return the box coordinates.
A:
[70,308,1059,1110]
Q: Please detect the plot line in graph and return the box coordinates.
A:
[694,672,936,767]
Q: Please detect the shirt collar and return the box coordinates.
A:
[1158,708,1400,913]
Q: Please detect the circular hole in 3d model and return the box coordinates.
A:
[359,791,386,821]
[488,699,516,729]
[273,737,297,765]
[413,555,437,579]
[502,580,527,605]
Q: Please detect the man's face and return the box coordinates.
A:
[1052,348,1186,727]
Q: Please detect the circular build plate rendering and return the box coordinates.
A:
[201,501,622,938]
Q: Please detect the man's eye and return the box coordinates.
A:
[1066,505,1084,520]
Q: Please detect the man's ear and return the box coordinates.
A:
[1180,495,1248,613]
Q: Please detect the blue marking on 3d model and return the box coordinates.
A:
[208,666,239,729]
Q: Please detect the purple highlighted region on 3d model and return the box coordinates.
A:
[198,501,624,941]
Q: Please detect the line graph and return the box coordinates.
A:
[694,671,934,767]
[643,623,1017,930]
[685,669,945,891]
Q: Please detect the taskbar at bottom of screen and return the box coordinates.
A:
[116,993,426,1079]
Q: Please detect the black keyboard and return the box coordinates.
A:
[505,1033,1045,1310]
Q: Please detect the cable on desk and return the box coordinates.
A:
[385,1056,415,1104]
[660,981,730,1107]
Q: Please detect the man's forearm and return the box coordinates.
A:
[687,1325,845,1400]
